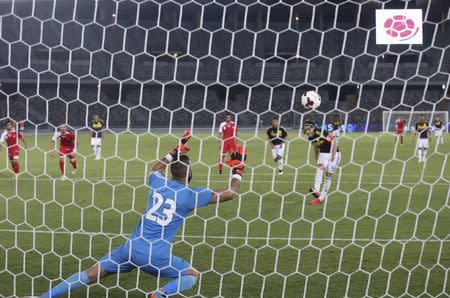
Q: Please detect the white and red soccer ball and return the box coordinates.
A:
[301,91,321,110]
[383,15,419,41]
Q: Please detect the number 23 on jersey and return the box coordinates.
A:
[145,192,176,226]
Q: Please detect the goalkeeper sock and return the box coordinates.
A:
[59,160,65,175]
[278,158,283,171]
[320,177,332,201]
[422,149,427,160]
[42,271,90,298]
[218,163,223,173]
[96,147,101,158]
[162,275,197,295]
[92,145,96,154]
[314,168,323,191]
[417,149,422,161]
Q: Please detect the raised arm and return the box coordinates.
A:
[151,129,191,173]
[210,145,247,203]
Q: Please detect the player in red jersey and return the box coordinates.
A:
[218,113,238,174]
[51,124,78,179]
[0,120,28,178]
[395,115,405,144]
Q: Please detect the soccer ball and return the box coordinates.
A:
[301,91,321,110]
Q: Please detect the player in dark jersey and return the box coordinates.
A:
[90,114,105,160]
[303,121,341,205]
[266,116,288,175]
[331,118,341,138]
[412,114,431,163]
[433,116,444,145]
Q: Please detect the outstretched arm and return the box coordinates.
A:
[210,177,241,203]
[151,157,171,173]
[210,145,247,204]
[151,129,191,173]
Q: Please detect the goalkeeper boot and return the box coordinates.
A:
[278,170,283,175]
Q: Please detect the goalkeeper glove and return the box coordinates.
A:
[166,129,191,161]
[225,144,247,177]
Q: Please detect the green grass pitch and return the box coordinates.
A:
[0,131,449,297]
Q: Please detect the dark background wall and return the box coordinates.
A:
[0,0,449,131]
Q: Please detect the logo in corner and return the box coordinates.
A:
[383,15,419,41]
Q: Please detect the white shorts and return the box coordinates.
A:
[272,144,285,160]
[434,130,442,138]
[91,138,102,146]
[417,139,429,148]
[318,152,341,174]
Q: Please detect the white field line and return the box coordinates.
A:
[4,173,449,179]
[1,177,448,186]
[0,229,448,243]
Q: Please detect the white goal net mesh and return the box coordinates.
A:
[0,0,449,297]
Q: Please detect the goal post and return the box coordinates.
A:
[382,111,448,133]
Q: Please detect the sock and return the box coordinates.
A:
[92,145,96,154]
[319,177,332,201]
[162,275,197,295]
[12,162,19,174]
[400,136,403,144]
[422,149,427,160]
[70,159,78,169]
[314,168,323,191]
[218,163,223,172]
[59,160,65,175]
[42,271,90,298]
[278,158,283,171]
[96,147,101,158]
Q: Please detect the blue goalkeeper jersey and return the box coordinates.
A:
[128,171,213,256]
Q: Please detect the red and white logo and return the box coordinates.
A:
[376,9,423,44]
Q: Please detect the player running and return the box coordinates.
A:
[218,112,238,174]
[0,120,28,178]
[266,115,287,175]
[39,129,247,298]
[50,124,78,179]
[395,115,406,145]
[303,121,341,205]
[412,115,431,163]
[433,116,444,145]
[90,114,105,160]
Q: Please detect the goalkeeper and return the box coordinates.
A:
[40,129,247,298]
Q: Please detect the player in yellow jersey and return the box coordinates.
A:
[412,114,431,163]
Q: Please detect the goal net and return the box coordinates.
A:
[383,110,448,132]
[1,0,449,297]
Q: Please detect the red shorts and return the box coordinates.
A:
[8,149,19,160]
[396,130,404,135]
[221,141,236,154]
[59,147,75,158]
